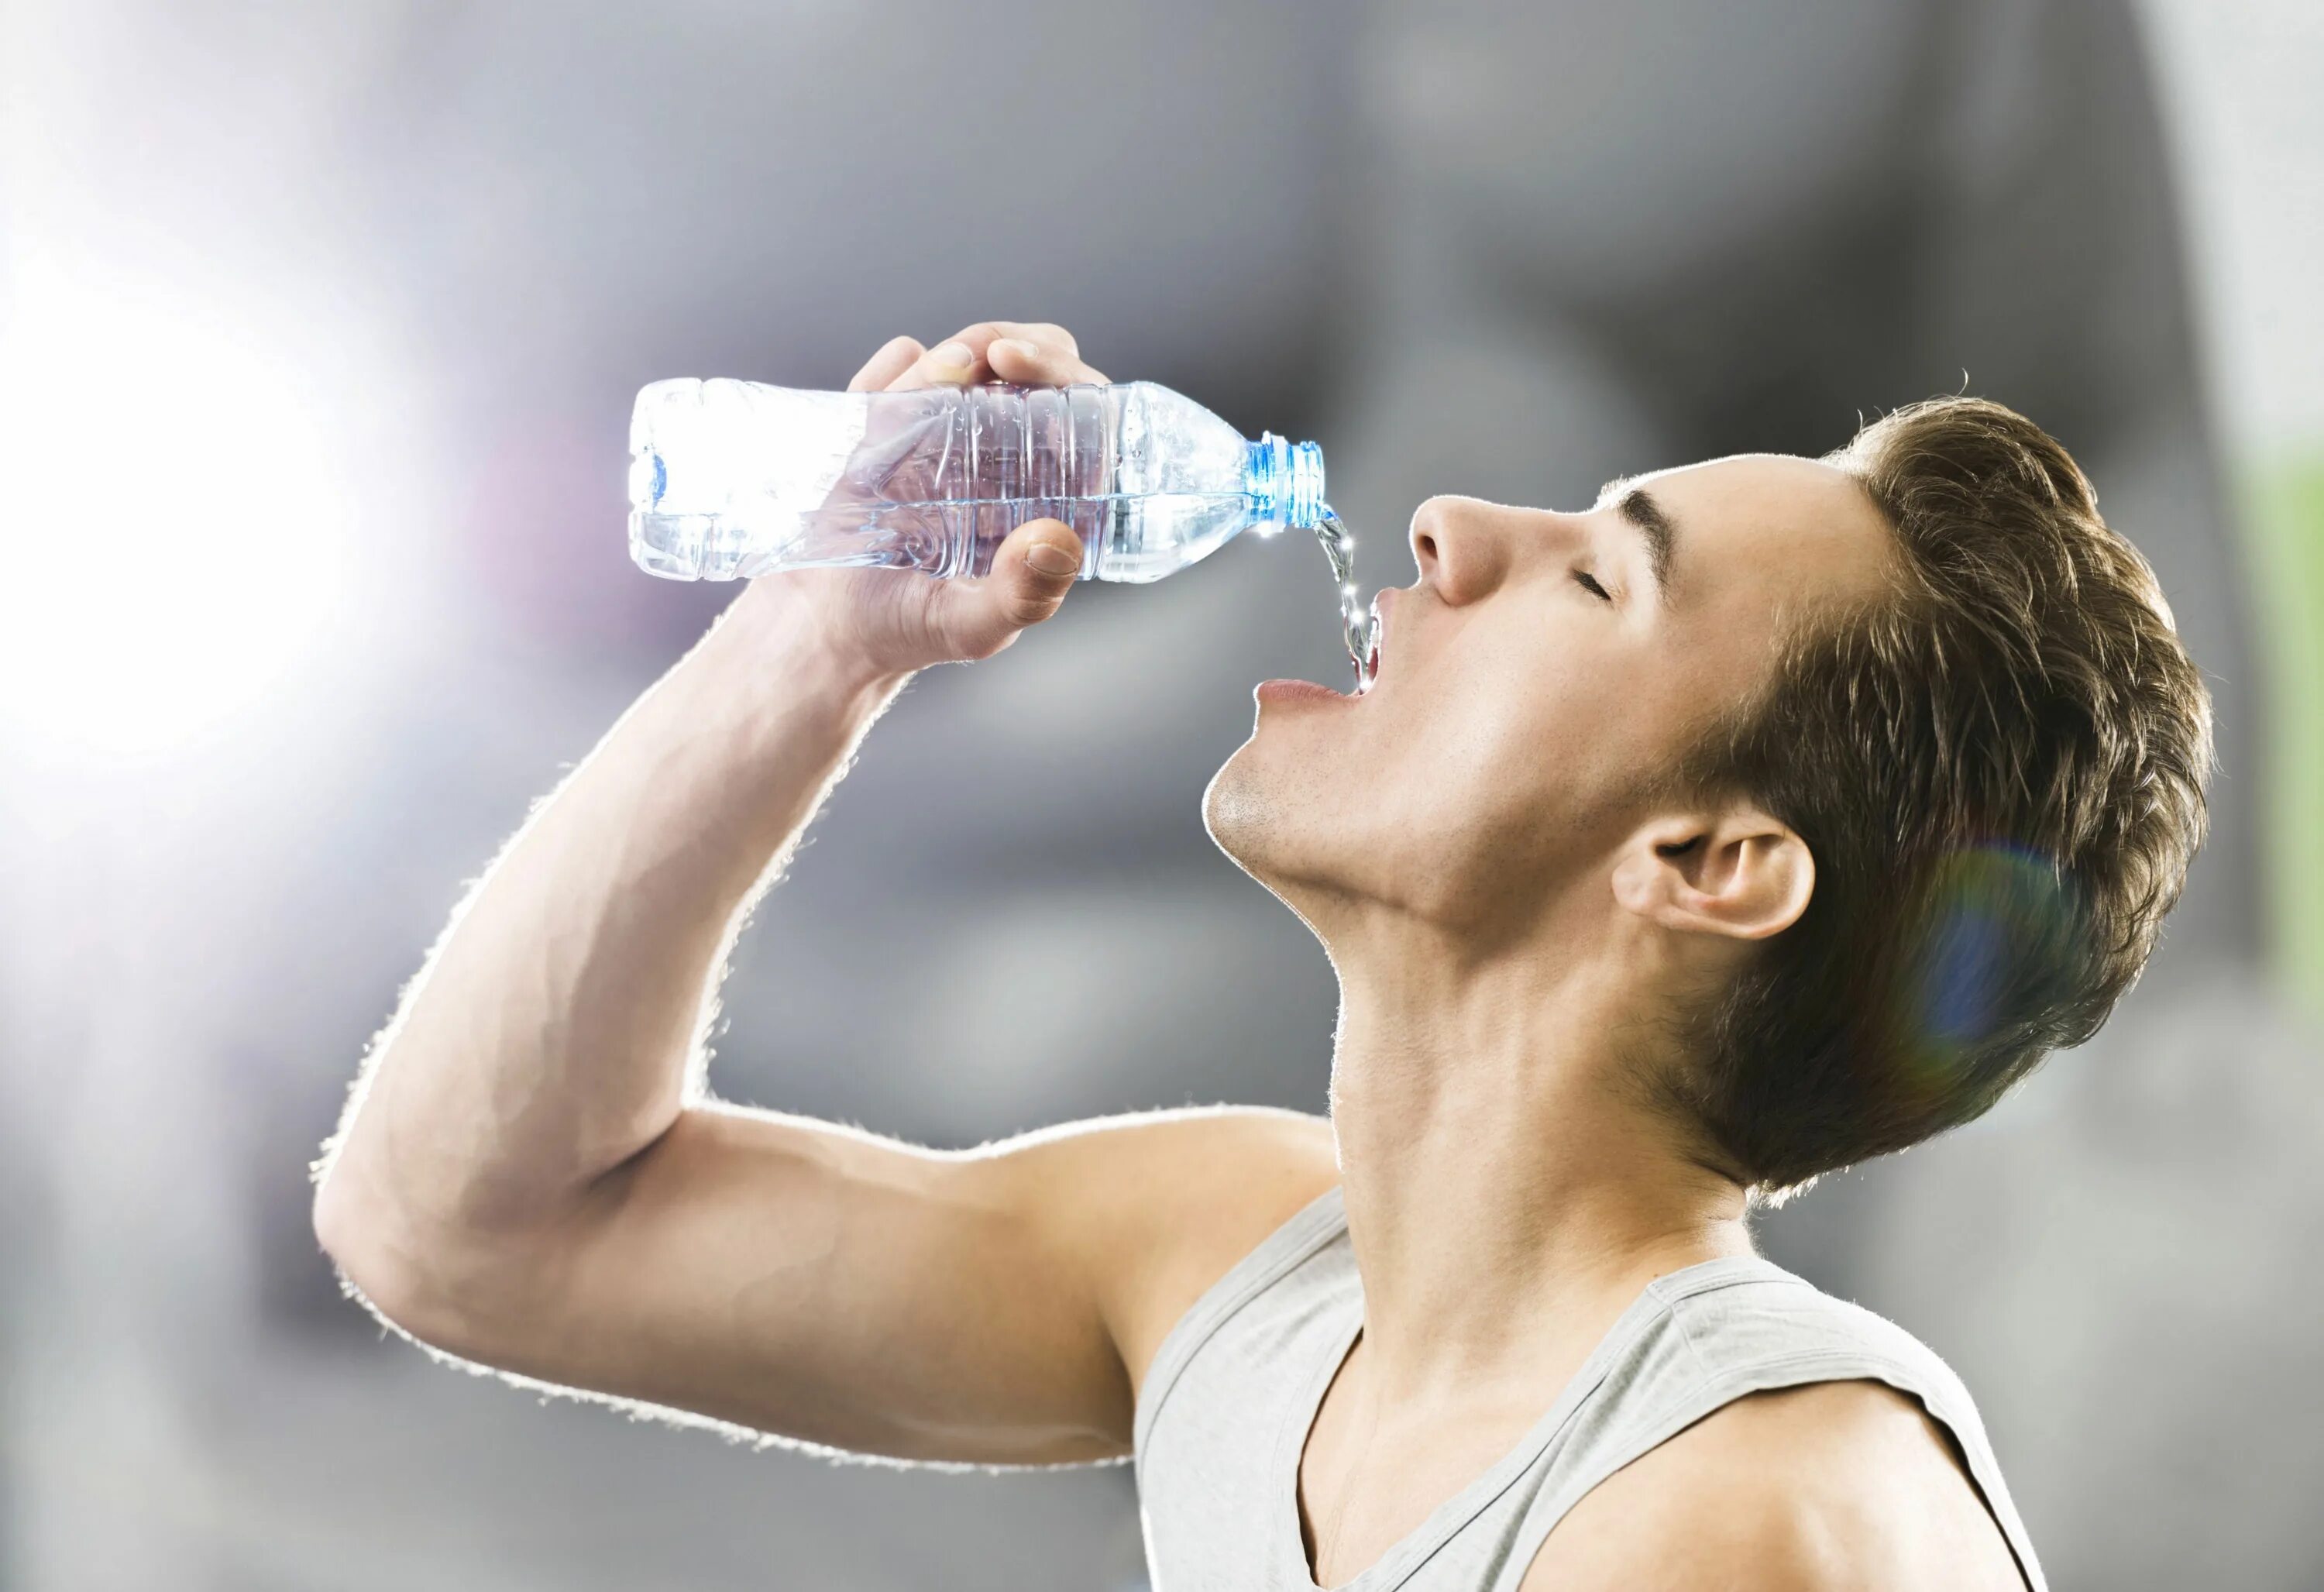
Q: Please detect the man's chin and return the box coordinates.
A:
[1199,750,1262,869]
[1201,742,1340,897]
[1202,740,1294,872]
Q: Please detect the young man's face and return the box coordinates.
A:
[1204,454,1896,938]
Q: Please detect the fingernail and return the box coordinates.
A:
[1026,542,1078,576]
[992,338,1040,362]
[930,340,974,369]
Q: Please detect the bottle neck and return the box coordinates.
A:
[1245,434,1326,530]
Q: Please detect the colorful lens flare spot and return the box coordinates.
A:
[1902,845,2081,1088]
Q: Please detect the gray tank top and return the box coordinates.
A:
[1134,1185,2044,1591]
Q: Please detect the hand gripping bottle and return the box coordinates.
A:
[627,378,1326,583]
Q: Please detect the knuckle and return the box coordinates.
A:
[954,613,1013,659]
[993,321,1075,356]
[851,336,922,391]
[1002,586,1062,629]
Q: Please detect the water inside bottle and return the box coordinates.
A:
[1315,511,1378,694]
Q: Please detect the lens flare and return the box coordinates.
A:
[0,271,360,758]
[1897,844,2082,1093]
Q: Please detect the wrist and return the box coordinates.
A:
[694,578,913,721]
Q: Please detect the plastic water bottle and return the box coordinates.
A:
[627,378,1326,583]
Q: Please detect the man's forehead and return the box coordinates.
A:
[1613,452,1893,592]
[1620,452,1865,513]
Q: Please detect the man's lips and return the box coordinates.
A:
[1255,678,1351,705]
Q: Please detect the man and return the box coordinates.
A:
[315,320,2208,1590]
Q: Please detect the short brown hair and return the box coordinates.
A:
[1666,397,2212,1199]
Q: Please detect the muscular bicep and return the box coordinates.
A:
[399,1100,1337,1468]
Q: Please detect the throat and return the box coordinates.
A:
[1323,964,1753,1375]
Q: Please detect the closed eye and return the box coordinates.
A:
[1573,569,1613,603]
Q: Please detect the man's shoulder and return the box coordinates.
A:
[1523,1378,2028,1591]
[995,1105,1339,1397]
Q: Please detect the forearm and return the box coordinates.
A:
[315,579,906,1250]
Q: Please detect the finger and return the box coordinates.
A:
[899,321,1084,387]
[986,336,1109,387]
[883,327,1105,394]
[847,335,923,394]
[935,321,1080,360]
[985,321,1078,358]
[888,334,985,390]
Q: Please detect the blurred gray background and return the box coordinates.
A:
[3,1,2321,1587]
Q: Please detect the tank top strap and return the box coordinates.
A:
[1133,1181,1351,1469]
[1482,1258,2048,1592]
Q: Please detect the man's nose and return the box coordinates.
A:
[1409,496,1514,607]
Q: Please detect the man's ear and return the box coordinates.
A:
[1609,800,1814,942]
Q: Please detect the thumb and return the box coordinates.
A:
[968,518,1082,649]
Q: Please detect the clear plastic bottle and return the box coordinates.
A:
[627,378,1326,583]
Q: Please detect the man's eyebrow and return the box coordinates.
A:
[1597,477,1677,600]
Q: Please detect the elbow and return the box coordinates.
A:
[311,1160,402,1297]
[311,1174,487,1353]
[313,1178,422,1325]
[311,1167,366,1272]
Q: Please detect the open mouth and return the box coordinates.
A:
[1256,590,1391,706]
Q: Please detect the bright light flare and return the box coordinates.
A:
[0,280,359,758]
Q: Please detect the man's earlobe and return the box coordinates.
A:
[1611,807,1815,942]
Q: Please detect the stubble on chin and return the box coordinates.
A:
[1199,751,1270,874]
[1203,741,1346,899]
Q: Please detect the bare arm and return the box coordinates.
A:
[313,322,1341,1463]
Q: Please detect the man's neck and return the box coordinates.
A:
[1325,926,1752,1408]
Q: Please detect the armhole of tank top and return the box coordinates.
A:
[1493,1351,2046,1592]
[1131,1181,1347,1466]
